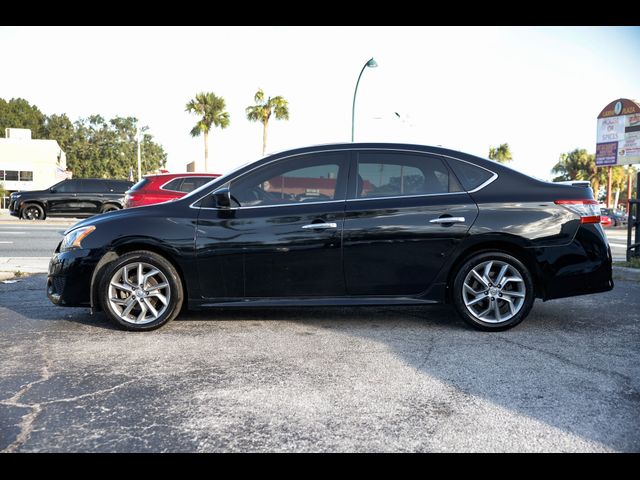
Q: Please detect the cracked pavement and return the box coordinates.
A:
[0,274,639,452]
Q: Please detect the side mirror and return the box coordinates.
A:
[212,188,231,209]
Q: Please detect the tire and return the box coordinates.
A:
[452,251,535,331]
[101,204,120,214]
[100,250,184,331]
[21,203,45,220]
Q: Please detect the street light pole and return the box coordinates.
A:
[136,129,142,182]
[351,57,378,142]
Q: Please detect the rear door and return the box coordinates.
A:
[48,180,81,215]
[343,150,479,296]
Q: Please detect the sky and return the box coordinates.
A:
[1,26,639,180]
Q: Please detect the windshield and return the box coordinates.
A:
[129,178,150,192]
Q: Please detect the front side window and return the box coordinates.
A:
[355,152,458,199]
[55,180,79,192]
[231,152,347,207]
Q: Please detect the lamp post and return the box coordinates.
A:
[351,57,378,142]
[136,129,142,182]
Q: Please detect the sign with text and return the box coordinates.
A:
[596,98,640,166]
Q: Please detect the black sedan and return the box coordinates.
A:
[47,143,613,331]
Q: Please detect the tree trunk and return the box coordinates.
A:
[262,120,268,156]
[204,130,209,172]
[614,188,620,211]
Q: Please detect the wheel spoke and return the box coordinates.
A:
[120,297,137,318]
[502,290,525,298]
[471,270,489,288]
[502,276,523,285]
[142,269,160,287]
[110,297,130,305]
[483,261,493,283]
[465,295,485,307]
[493,301,502,322]
[150,292,168,306]
[495,264,509,286]
[146,282,168,292]
[137,263,144,287]
[143,298,159,318]
[110,281,133,292]
[501,296,516,315]
[136,300,148,322]
[477,305,493,318]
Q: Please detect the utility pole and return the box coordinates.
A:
[606,166,613,208]
[136,128,142,182]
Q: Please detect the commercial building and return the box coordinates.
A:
[0,128,70,193]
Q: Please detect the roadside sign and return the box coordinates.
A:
[596,98,640,166]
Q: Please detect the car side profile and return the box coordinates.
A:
[9,178,133,220]
[124,172,220,208]
[47,143,613,331]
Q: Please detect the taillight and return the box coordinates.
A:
[554,199,601,224]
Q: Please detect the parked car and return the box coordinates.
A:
[124,173,220,208]
[600,215,612,228]
[9,178,133,220]
[599,208,627,227]
[47,143,613,332]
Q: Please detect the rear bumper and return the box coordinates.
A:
[47,247,102,307]
[532,223,613,300]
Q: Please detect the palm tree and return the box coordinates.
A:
[246,89,289,156]
[552,148,607,199]
[488,143,513,163]
[185,92,230,172]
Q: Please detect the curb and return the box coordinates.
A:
[613,266,640,282]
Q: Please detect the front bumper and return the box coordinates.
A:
[47,247,102,307]
[8,199,19,217]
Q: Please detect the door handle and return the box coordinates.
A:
[301,222,337,230]
[429,217,466,224]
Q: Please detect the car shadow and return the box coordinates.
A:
[1,275,638,451]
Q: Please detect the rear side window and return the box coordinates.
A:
[447,159,494,191]
[78,180,108,193]
[107,181,132,192]
[162,179,183,191]
[355,152,459,199]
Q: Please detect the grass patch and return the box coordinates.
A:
[614,257,640,269]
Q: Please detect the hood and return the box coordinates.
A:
[63,203,169,235]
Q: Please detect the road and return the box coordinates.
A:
[0,218,632,261]
[0,274,638,452]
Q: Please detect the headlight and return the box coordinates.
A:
[61,226,96,251]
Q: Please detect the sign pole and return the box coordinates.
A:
[606,166,613,208]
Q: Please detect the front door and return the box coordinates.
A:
[195,151,349,299]
[343,150,479,296]
[48,179,80,215]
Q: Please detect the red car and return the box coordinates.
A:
[600,215,612,228]
[124,173,220,208]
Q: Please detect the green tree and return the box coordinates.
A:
[65,116,167,179]
[185,92,230,172]
[551,148,607,199]
[246,89,289,156]
[488,143,513,163]
[42,113,75,151]
[0,97,46,138]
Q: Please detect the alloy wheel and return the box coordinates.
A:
[461,260,526,324]
[108,262,171,324]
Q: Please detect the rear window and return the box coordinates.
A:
[447,159,494,191]
[129,178,150,192]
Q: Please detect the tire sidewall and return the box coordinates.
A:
[452,251,534,331]
[100,251,183,331]
[21,204,44,220]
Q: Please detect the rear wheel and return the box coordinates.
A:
[21,203,45,220]
[101,204,120,214]
[452,252,534,331]
[100,251,183,331]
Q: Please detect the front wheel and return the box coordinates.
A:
[100,251,184,331]
[21,203,45,220]
[452,252,535,331]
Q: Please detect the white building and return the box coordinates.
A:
[0,128,70,193]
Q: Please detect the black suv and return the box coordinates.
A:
[9,178,133,220]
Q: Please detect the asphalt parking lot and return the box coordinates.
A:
[0,274,638,452]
